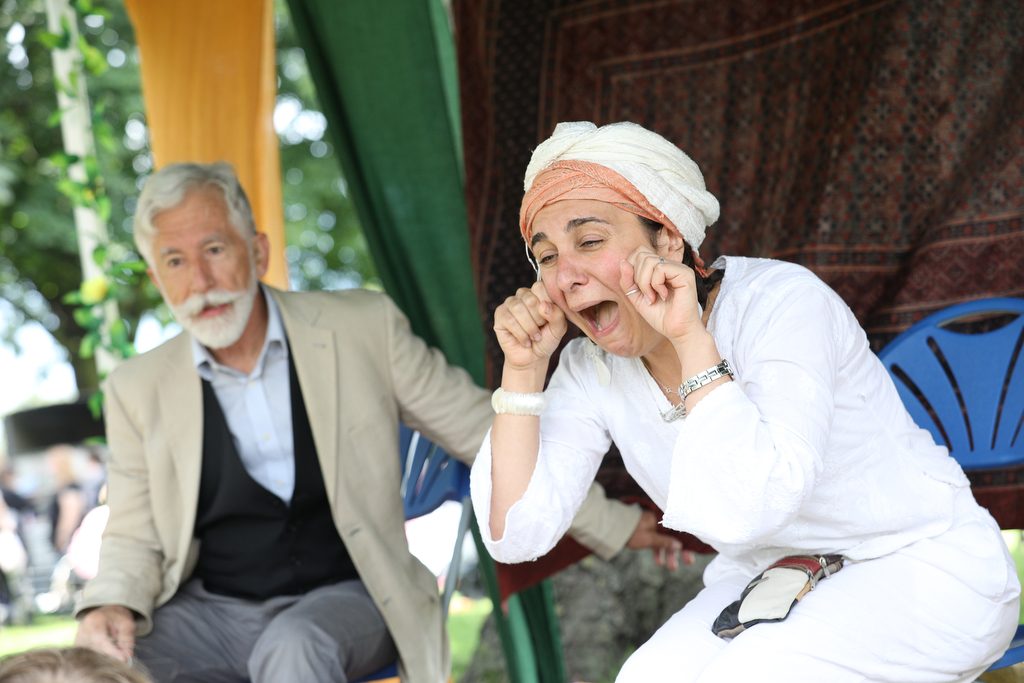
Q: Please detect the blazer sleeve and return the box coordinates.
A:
[75,368,165,634]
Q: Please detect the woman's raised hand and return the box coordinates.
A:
[620,247,704,344]
[494,281,567,369]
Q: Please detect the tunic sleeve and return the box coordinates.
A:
[663,281,845,548]
[471,343,611,563]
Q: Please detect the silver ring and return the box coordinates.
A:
[625,287,640,296]
[658,256,666,264]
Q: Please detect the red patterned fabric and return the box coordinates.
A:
[455,0,1024,595]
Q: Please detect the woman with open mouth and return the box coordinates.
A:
[470,120,1018,682]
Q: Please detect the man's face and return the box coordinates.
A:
[148,186,268,349]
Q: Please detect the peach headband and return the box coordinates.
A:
[518,160,707,273]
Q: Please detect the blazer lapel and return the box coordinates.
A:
[156,334,203,559]
[273,290,340,505]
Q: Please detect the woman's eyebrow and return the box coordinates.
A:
[565,216,609,231]
[530,217,610,247]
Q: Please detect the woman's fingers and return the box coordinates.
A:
[627,248,695,302]
[494,285,567,364]
[530,281,568,338]
[623,250,669,304]
[618,259,643,301]
[495,288,545,346]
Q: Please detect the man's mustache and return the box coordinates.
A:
[174,289,244,318]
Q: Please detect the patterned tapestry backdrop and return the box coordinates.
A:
[455,1,1024,550]
[456,0,1024,379]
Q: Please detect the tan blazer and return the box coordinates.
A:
[77,287,639,682]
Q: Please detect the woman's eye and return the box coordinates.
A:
[580,238,603,248]
[537,253,556,266]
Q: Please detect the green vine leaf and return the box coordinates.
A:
[38,30,68,50]
[96,194,112,222]
[119,259,148,274]
[83,154,100,181]
[87,389,104,420]
[49,152,80,169]
[78,35,108,76]
[109,317,127,347]
[73,306,99,328]
[80,330,100,358]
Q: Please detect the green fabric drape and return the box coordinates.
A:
[285,0,481,381]
[284,1,564,680]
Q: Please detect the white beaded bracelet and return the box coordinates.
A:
[491,387,546,416]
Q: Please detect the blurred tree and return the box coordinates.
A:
[274,1,378,292]
[0,0,376,395]
[0,0,155,394]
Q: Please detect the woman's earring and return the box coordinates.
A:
[524,242,540,279]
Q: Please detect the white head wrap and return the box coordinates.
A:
[523,121,720,251]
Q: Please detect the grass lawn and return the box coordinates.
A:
[0,614,76,657]
[0,596,492,680]
[449,595,492,679]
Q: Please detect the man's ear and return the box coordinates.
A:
[146,267,159,289]
[253,232,270,280]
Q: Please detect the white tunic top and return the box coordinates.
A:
[472,256,975,580]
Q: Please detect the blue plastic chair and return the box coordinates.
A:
[354,425,472,683]
[879,297,1024,672]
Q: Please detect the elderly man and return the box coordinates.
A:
[73,162,664,683]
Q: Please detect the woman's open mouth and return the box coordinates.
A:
[579,300,620,337]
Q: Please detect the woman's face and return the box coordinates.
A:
[530,199,683,357]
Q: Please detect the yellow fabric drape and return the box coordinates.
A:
[125,0,288,289]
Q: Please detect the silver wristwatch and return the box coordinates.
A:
[679,359,733,400]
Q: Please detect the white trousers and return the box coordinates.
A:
[617,502,1019,682]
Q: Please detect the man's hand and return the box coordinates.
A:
[75,605,137,662]
[626,509,696,571]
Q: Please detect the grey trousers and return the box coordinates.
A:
[134,578,397,683]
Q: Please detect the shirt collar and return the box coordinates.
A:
[192,284,288,380]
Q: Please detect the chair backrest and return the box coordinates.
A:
[398,424,470,520]
[878,297,1024,471]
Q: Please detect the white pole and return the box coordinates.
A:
[45,0,119,375]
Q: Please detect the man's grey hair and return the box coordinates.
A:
[133,162,256,266]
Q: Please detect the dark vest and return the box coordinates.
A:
[192,354,357,599]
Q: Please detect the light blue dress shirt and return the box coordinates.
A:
[192,286,295,504]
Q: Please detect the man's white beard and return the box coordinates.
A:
[169,276,259,350]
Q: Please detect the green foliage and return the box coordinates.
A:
[0,0,377,399]
[0,0,157,393]
[275,0,377,291]
[30,0,148,410]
